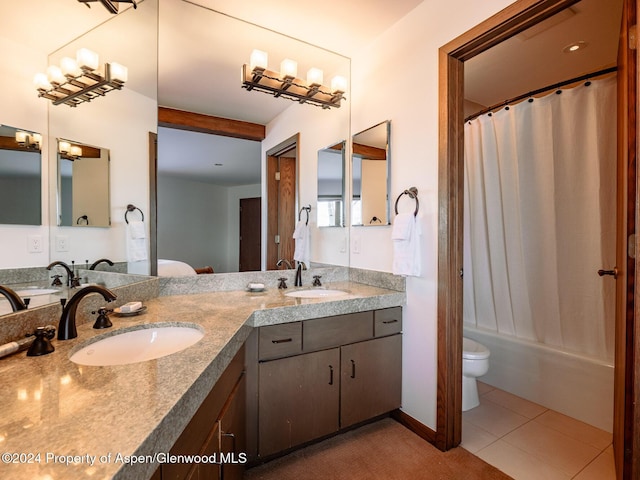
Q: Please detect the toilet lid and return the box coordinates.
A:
[463,337,490,360]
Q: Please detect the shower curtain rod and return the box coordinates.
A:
[465,66,618,123]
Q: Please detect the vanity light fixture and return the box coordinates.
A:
[34,48,128,107]
[58,141,83,161]
[15,131,42,151]
[76,0,137,14]
[242,49,346,109]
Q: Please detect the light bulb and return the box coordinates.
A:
[307,68,323,86]
[280,59,298,79]
[250,49,268,72]
[58,141,70,154]
[33,73,52,91]
[76,48,99,71]
[70,146,83,157]
[46,65,65,85]
[110,62,128,83]
[331,75,347,93]
[60,57,81,77]
[15,131,27,144]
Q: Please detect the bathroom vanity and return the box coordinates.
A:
[0,278,404,480]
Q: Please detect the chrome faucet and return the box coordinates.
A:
[47,261,74,287]
[89,258,114,270]
[0,285,27,312]
[58,285,117,340]
[276,259,293,269]
[294,261,307,287]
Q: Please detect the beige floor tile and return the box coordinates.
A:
[482,388,548,419]
[463,398,530,437]
[460,419,499,454]
[534,410,612,450]
[502,420,600,476]
[476,439,571,480]
[477,381,496,396]
[573,445,616,480]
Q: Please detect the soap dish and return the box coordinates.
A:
[113,305,147,317]
[247,287,266,293]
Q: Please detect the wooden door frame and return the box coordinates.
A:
[436,5,638,478]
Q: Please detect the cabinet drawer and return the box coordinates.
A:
[374,307,402,337]
[303,311,373,352]
[259,322,302,360]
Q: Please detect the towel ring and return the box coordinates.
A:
[125,204,144,224]
[394,187,419,217]
[298,205,311,225]
[76,215,89,225]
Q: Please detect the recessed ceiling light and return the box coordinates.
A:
[563,41,587,53]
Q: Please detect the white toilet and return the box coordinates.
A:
[462,337,491,411]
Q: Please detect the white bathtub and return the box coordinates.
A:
[463,326,614,432]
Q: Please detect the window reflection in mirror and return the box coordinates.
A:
[317,141,345,228]
[0,125,42,226]
[351,121,390,226]
[57,139,110,227]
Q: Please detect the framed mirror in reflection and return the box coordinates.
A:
[0,124,42,226]
[317,141,345,228]
[351,120,391,226]
[57,139,111,228]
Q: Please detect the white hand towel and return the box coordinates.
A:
[126,221,148,262]
[391,213,413,240]
[292,220,310,267]
[392,214,421,277]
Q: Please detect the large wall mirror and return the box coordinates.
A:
[57,139,110,227]
[317,141,345,228]
[351,120,391,226]
[156,1,350,274]
[0,125,42,226]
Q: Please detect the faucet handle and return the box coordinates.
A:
[278,277,288,289]
[26,326,56,356]
[51,274,63,287]
[312,275,322,287]
[91,307,113,330]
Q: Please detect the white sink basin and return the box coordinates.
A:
[285,289,348,299]
[14,287,60,297]
[70,324,204,366]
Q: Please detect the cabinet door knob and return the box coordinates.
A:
[329,365,334,385]
[272,338,293,344]
[382,319,398,324]
[350,359,356,379]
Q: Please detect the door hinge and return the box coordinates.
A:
[275,234,280,244]
[630,25,637,50]
[275,171,280,181]
[629,234,636,259]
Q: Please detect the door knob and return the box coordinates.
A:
[597,267,618,279]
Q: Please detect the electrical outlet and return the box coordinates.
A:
[352,236,361,254]
[28,235,43,253]
[56,235,69,252]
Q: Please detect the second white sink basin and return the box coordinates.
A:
[14,287,60,297]
[285,289,348,299]
[70,323,204,366]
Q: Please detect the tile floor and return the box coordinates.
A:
[461,382,615,480]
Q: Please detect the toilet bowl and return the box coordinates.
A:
[462,337,490,411]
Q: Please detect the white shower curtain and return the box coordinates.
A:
[463,75,617,361]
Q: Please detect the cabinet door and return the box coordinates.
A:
[259,348,340,457]
[340,334,402,428]
[219,374,246,480]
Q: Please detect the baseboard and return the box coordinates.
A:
[391,409,437,445]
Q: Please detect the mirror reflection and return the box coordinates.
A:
[351,121,391,226]
[57,139,110,228]
[317,141,345,228]
[0,125,42,226]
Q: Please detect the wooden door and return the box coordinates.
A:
[218,374,246,480]
[614,0,639,477]
[258,348,340,457]
[340,335,402,428]
[278,156,296,265]
[239,197,261,272]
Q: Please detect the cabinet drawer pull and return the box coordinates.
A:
[329,365,334,385]
[272,338,293,344]
[350,359,356,379]
[382,319,398,324]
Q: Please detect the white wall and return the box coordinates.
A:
[0,35,49,268]
[349,0,517,429]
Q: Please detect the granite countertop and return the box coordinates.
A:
[0,281,404,480]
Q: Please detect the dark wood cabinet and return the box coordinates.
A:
[252,307,402,459]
